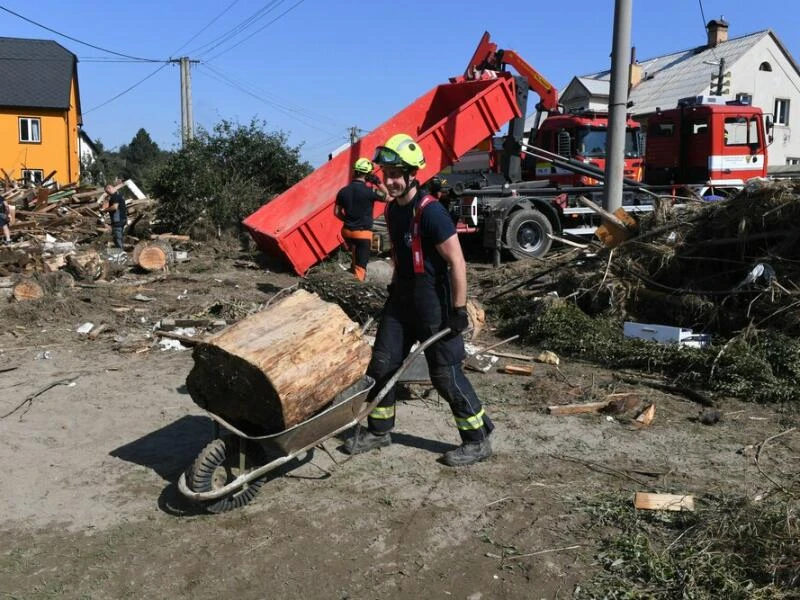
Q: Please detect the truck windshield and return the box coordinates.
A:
[576,127,642,158]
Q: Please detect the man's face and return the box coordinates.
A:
[381,166,407,198]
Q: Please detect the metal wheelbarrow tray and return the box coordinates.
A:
[177,329,450,512]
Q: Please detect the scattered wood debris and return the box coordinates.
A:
[501,364,533,376]
[634,492,694,512]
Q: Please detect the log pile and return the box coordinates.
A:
[186,289,372,434]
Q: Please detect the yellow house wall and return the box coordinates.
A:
[0,76,81,184]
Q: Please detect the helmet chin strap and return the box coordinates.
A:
[400,170,418,199]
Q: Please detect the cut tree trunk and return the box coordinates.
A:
[12,278,44,301]
[132,240,174,271]
[67,250,107,281]
[186,289,372,434]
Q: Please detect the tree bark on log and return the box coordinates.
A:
[186,289,372,434]
[67,250,107,281]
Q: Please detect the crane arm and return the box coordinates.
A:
[464,31,559,113]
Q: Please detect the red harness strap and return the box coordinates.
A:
[384,194,437,275]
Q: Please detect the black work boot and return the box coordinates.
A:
[442,438,492,467]
[344,428,391,455]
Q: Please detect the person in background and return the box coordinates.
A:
[334,158,388,280]
[0,195,13,245]
[102,184,127,250]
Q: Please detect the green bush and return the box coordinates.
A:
[152,119,312,234]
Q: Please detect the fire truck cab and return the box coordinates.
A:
[644,95,771,188]
[527,109,644,185]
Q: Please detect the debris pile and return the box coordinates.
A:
[481,180,800,402]
[0,179,186,281]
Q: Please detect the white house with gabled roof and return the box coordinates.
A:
[552,20,800,169]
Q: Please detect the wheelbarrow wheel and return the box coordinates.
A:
[188,438,265,513]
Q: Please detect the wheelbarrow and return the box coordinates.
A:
[177,328,451,513]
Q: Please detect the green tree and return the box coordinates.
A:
[152,119,312,234]
[80,139,125,186]
[119,128,168,193]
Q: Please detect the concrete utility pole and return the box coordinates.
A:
[349,126,359,145]
[603,0,633,211]
[179,57,195,147]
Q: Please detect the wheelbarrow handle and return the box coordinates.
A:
[368,327,453,410]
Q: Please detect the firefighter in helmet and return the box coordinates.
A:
[344,133,494,466]
[334,157,389,280]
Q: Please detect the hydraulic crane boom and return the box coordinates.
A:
[464,31,559,114]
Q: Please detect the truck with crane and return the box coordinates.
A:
[243,33,770,274]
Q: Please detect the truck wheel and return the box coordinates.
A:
[504,209,553,259]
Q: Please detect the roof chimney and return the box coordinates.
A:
[707,18,729,48]
[629,46,643,89]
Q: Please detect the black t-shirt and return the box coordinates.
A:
[386,192,456,279]
[335,180,381,230]
[109,191,127,224]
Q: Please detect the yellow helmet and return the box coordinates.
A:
[373,133,426,170]
[353,157,374,174]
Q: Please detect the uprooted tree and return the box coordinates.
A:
[152,119,312,235]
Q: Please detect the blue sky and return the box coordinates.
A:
[1,1,796,166]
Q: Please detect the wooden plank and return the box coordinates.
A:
[547,399,614,415]
[577,195,630,230]
[501,364,533,376]
[488,350,533,361]
[154,330,202,346]
[634,492,694,512]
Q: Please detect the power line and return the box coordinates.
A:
[205,0,306,62]
[197,64,341,137]
[0,4,163,62]
[697,0,708,27]
[83,63,171,114]
[171,0,243,56]
[202,62,339,125]
[189,0,285,58]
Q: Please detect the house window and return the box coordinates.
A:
[22,169,43,185]
[775,99,790,125]
[19,117,41,143]
[759,62,772,72]
[787,158,800,165]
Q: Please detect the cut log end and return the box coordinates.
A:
[12,279,44,301]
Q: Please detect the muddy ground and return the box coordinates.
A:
[0,243,797,599]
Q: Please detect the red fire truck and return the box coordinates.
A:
[643,95,770,188]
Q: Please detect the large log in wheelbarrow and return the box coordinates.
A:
[178,327,450,513]
[177,288,451,512]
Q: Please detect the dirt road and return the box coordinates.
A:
[0,249,793,599]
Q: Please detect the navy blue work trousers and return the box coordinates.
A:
[366,276,493,443]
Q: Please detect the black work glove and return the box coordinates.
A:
[366,173,380,185]
[447,306,469,334]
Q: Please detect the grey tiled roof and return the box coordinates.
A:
[582,31,769,115]
[576,76,610,96]
[0,37,76,109]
